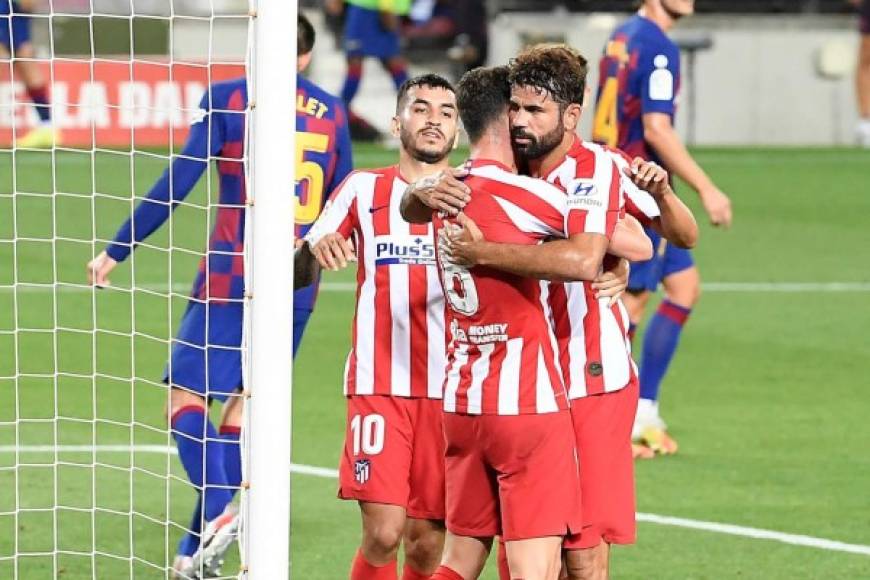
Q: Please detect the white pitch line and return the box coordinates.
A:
[3,281,870,294]
[1,444,868,557]
[635,513,870,557]
[0,444,341,479]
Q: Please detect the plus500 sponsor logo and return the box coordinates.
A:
[374,235,435,266]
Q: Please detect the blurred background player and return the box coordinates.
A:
[852,0,870,146]
[301,74,457,580]
[327,0,411,141]
[86,14,352,578]
[593,0,732,457]
[0,0,59,148]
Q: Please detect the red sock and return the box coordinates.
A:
[429,565,463,580]
[497,539,511,580]
[350,549,398,580]
[401,563,430,580]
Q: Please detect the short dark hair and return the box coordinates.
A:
[396,74,456,112]
[509,44,588,108]
[456,66,510,143]
[299,13,315,55]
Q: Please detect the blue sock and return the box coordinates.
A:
[27,85,51,123]
[341,60,363,106]
[171,406,233,522]
[383,58,408,90]
[177,496,203,557]
[220,424,242,498]
[639,300,691,402]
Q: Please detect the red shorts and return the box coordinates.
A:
[564,378,638,550]
[443,411,583,542]
[338,395,446,520]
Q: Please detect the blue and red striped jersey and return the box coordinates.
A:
[106,75,352,308]
[592,14,680,165]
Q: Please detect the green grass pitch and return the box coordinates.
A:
[0,144,869,578]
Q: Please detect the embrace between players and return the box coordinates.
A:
[300,44,698,580]
[86,10,705,580]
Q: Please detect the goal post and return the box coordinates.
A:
[243,0,295,578]
[0,0,295,577]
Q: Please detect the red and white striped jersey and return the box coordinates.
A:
[305,165,447,399]
[435,159,614,415]
[606,146,661,226]
[543,137,638,399]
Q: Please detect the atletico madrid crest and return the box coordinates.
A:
[354,459,371,484]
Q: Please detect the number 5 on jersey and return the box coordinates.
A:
[350,414,385,456]
[295,131,330,225]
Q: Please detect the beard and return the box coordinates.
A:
[510,122,564,161]
[400,126,453,164]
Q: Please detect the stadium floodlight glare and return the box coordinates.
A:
[1,0,293,577]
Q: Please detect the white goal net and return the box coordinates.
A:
[0,1,293,578]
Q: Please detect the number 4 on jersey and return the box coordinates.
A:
[593,77,619,147]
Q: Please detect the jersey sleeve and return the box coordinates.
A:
[639,39,680,117]
[563,159,621,239]
[608,149,660,226]
[105,87,226,262]
[304,172,360,246]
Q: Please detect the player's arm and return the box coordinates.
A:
[638,42,731,227]
[617,154,698,248]
[303,174,359,272]
[87,88,225,287]
[444,218,611,283]
[642,180,698,249]
[400,167,471,223]
[642,113,731,228]
[610,214,654,261]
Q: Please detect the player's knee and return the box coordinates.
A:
[219,392,243,427]
[168,386,206,419]
[511,557,562,580]
[402,526,444,570]
[564,546,608,580]
[362,520,404,556]
[664,270,701,308]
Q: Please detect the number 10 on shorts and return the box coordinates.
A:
[350,414,385,456]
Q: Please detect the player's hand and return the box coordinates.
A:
[591,258,630,306]
[86,251,118,288]
[624,157,672,200]
[699,185,733,228]
[310,233,356,271]
[440,213,484,268]
[407,167,471,217]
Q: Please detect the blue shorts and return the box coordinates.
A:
[0,3,32,51]
[343,4,401,59]
[627,228,695,292]
[164,301,313,401]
